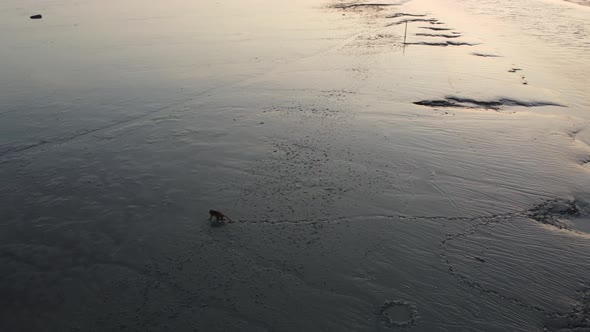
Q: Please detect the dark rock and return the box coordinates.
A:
[30,14,43,20]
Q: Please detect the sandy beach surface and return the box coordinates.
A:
[1,0,590,331]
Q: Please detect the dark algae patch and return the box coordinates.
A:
[386,13,427,18]
[472,52,502,57]
[331,3,400,9]
[387,18,440,26]
[416,33,462,38]
[414,100,464,108]
[405,41,476,46]
[420,26,452,31]
[414,96,564,110]
[527,199,580,229]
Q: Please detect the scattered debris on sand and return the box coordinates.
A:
[527,199,580,229]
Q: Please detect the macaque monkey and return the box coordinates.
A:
[209,210,233,223]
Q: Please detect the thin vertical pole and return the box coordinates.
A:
[403,21,408,44]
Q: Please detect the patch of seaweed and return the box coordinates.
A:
[419,26,451,31]
[415,33,462,38]
[405,41,476,47]
[386,13,426,18]
[387,18,440,26]
[527,199,580,229]
[414,100,464,108]
[414,96,564,110]
[331,3,400,10]
[472,52,502,57]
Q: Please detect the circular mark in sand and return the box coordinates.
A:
[378,300,419,328]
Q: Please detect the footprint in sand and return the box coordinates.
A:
[508,67,528,85]
[377,300,419,328]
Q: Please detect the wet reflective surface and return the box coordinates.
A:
[1,0,590,331]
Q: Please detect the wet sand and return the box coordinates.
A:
[1,0,590,331]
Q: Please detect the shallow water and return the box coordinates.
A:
[1,0,590,331]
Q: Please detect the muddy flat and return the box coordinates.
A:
[1,0,590,331]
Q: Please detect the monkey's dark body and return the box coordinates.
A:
[209,210,233,223]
